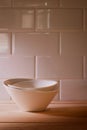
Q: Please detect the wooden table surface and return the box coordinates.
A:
[0,101,87,130]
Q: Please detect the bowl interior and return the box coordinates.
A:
[4,79,58,91]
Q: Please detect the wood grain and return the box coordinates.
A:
[0,101,87,130]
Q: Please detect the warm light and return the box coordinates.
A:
[0,33,9,53]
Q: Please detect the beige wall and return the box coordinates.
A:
[0,0,87,101]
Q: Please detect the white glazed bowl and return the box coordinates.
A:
[3,78,58,112]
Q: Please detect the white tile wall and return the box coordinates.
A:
[21,10,34,29]
[86,56,87,79]
[60,80,87,101]
[13,0,60,8]
[0,0,11,7]
[0,9,34,30]
[0,56,34,78]
[36,56,83,79]
[36,9,83,31]
[12,33,59,56]
[60,0,87,8]
[61,32,87,56]
[85,9,87,31]
[0,0,87,101]
[36,9,50,30]
[0,9,13,29]
[0,80,10,101]
[0,33,11,55]
[49,9,83,31]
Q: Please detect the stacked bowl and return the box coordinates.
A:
[3,78,58,112]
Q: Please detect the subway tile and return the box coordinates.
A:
[0,0,11,7]
[0,56,34,78]
[0,80,10,101]
[61,0,87,8]
[13,33,59,56]
[36,9,50,30]
[36,56,83,79]
[0,9,34,30]
[0,33,11,55]
[60,79,87,101]
[49,9,83,31]
[0,9,13,29]
[36,9,83,31]
[86,56,87,79]
[61,32,87,56]
[20,10,34,29]
[13,0,59,8]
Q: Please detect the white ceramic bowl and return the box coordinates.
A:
[3,78,58,112]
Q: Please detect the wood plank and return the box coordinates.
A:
[0,101,87,123]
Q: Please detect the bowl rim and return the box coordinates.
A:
[6,85,58,93]
[3,78,58,92]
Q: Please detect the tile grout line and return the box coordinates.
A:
[11,33,15,55]
[47,9,51,29]
[34,56,37,79]
[82,56,86,79]
[59,32,62,56]
[59,80,61,101]
[10,32,12,55]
